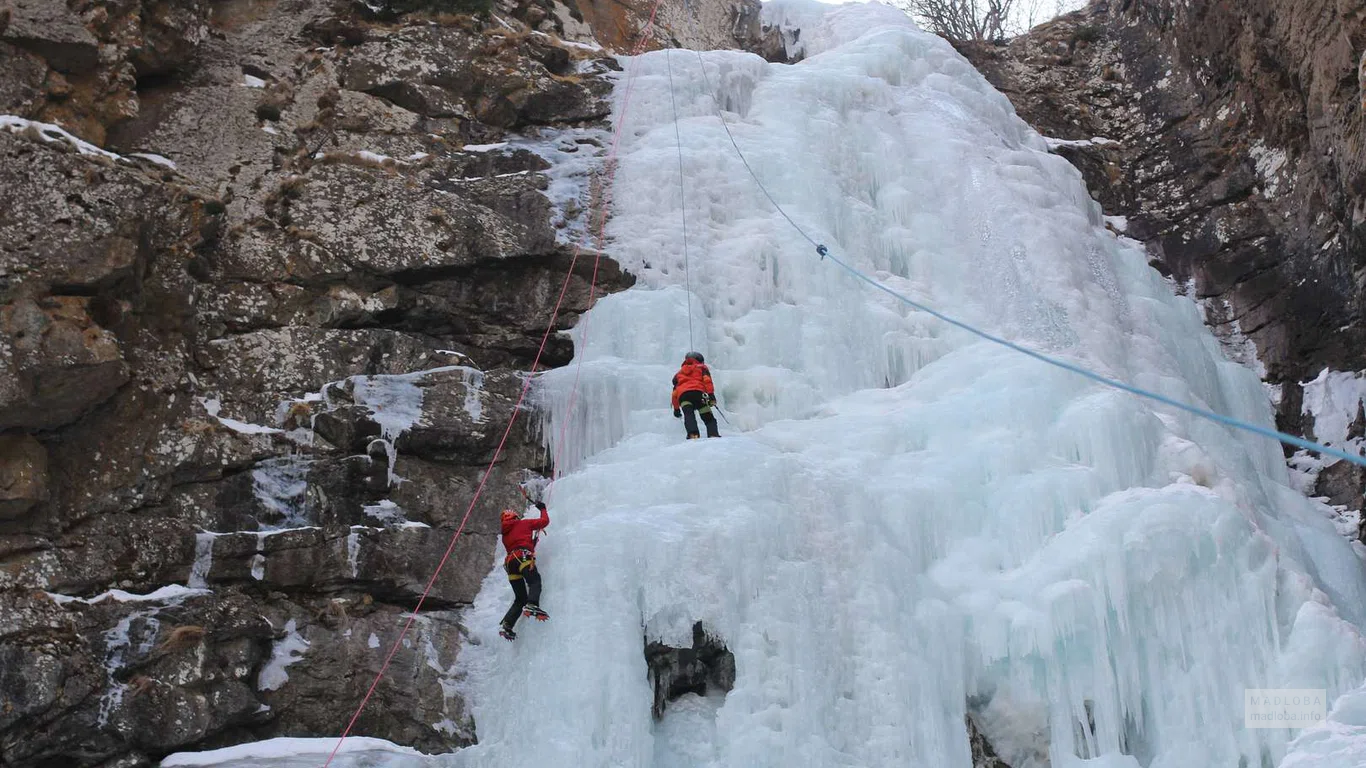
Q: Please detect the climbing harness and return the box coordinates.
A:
[681,45,1366,470]
[505,548,537,576]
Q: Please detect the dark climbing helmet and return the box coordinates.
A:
[685,351,704,363]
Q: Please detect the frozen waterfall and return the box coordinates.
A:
[170,2,1366,766]
[456,4,1366,767]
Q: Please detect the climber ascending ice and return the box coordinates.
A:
[499,497,550,641]
[671,351,720,440]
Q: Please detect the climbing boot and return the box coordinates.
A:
[523,604,549,621]
[499,623,517,641]
[686,434,700,440]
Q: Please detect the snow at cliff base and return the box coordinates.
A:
[164,1,1366,767]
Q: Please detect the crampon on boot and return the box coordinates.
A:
[499,624,517,641]
[523,604,549,622]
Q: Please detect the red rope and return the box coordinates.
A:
[322,6,665,766]
[321,245,581,768]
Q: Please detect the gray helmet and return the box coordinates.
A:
[684,351,704,363]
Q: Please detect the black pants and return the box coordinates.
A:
[679,391,720,438]
[501,552,541,629]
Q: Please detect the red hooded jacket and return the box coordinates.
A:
[671,359,715,408]
[502,504,549,557]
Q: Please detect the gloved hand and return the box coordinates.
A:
[703,394,716,407]
[535,501,547,512]
[673,408,682,418]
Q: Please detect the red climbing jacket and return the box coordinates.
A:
[671,358,715,408]
[502,503,549,560]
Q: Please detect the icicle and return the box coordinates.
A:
[250,531,267,581]
[462,368,486,423]
[187,532,216,589]
[97,609,161,727]
[347,527,362,577]
[251,457,312,528]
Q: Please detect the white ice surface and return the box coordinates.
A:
[1281,681,1366,767]
[199,396,284,434]
[130,151,177,169]
[1044,136,1120,149]
[451,3,1366,768]
[45,585,209,605]
[218,416,283,435]
[162,737,428,767]
[1301,367,1366,448]
[364,499,408,525]
[258,619,310,692]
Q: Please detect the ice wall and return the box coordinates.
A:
[448,3,1366,768]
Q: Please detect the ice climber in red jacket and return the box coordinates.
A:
[671,351,720,440]
[499,499,550,641]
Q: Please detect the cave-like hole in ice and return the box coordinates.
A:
[646,622,737,767]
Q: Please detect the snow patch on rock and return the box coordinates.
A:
[258,619,310,692]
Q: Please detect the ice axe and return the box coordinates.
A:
[710,398,733,426]
[515,482,548,538]
[516,470,550,503]
[516,483,541,505]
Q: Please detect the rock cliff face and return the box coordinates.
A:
[575,0,775,54]
[955,0,1366,518]
[0,0,756,761]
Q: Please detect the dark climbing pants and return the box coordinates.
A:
[679,391,720,439]
[501,551,541,629]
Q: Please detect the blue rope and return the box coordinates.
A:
[690,54,1366,470]
[814,244,1366,467]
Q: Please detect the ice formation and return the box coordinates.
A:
[251,457,313,528]
[130,152,178,169]
[161,737,427,767]
[98,609,162,726]
[455,3,1366,767]
[1301,368,1366,449]
[174,2,1366,767]
[44,585,209,605]
[258,619,311,692]
[187,532,218,589]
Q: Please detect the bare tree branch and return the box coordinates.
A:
[895,0,1081,42]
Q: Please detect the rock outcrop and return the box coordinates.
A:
[644,621,735,720]
[0,0,638,764]
[955,0,1366,515]
[572,0,773,53]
